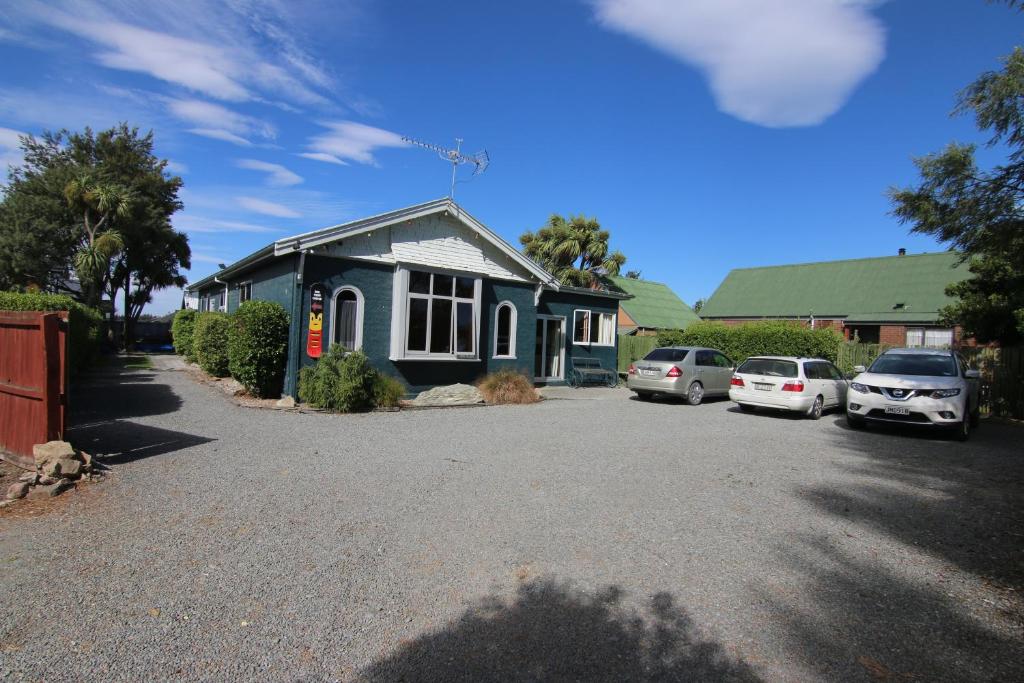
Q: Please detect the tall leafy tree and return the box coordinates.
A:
[520,214,627,287]
[890,39,1024,344]
[0,124,188,346]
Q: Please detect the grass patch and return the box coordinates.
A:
[478,368,540,405]
[123,354,153,370]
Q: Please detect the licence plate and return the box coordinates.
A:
[754,382,773,391]
[885,406,910,415]
[641,369,659,377]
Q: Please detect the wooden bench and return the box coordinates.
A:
[569,357,618,388]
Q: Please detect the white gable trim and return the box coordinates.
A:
[273,198,558,288]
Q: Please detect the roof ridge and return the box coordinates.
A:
[724,250,959,273]
[608,275,671,287]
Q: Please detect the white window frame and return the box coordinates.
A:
[238,281,252,304]
[329,285,364,352]
[493,301,518,359]
[905,328,924,348]
[923,328,954,348]
[389,265,482,361]
[573,309,616,346]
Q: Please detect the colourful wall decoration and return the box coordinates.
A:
[307,283,327,358]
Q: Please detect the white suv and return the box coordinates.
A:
[846,348,981,440]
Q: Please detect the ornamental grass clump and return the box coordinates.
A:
[299,346,377,413]
[478,368,540,405]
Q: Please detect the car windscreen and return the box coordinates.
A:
[643,348,690,363]
[868,354,958,377]
[737,358,798,377]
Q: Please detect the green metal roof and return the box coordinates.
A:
[604,275,701,330]
[700,252,968,322]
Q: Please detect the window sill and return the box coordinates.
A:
[492,355,517,360]
[391,355,482,362]
[573,342,615,347]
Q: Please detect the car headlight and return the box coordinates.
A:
[850,382,869,394]
[929,388,961,398]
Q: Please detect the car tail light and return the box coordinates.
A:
[628,363,636,375]
[666,365,682,378]
[730,375,744,387]
[781,380,805,392]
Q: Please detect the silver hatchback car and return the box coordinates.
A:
[627,346,735,405]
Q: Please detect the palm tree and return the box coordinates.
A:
[64,172,132,306]
[520,214,626,287]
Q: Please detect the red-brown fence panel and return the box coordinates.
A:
[0,311,68,469]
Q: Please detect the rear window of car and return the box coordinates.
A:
[737,358,798,377]
[643,348,690,363]
[868,353,958,377]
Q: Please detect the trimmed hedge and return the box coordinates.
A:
[299,347,379,413]
[227,300,290,398]
[193,312,231,377]
[171,309,198,361]
[656,321,843,364]
[0,291,102,373]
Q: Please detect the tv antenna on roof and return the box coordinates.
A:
[401,136,490,201]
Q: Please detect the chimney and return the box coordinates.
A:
[898,248,906,256]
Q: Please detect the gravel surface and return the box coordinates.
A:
[1,357,1022,681]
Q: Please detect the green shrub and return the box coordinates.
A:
[656,321,843,365]
[478,368,539,404]
[0,291,102,373]
[372,373,407,408]
[193,312,231,377]
[227,300,289,398]
[171,309,198,360]
[299,347,378,412]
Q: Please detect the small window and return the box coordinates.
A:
[826,363,844,381]
[239,282,252,303]
[906,328,924,347]
[493,302,517,358]
[924,328,953,348]
[574,310,614,345]
[573,310,591,344]
[737,358,799,378]
[333,289,361,351]
[803,362,822,380]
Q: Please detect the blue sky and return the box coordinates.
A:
[0,0,1018,314]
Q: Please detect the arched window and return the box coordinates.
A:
[493,301,517,358]
[332,287,364,351]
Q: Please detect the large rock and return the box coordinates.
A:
[55,458,83,478]
[409,384,485,407]
[6,482,29,500]
[27,479,74,500]
[33,441,75,467]
[275,396,296,409]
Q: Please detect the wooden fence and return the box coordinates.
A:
[617,335,659,374]
[0,311,69,469]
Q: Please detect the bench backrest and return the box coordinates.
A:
[571,357,602,369]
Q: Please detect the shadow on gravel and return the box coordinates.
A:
[763,419,1024,680]
[71,373,183,422]
[358,578,762,682]
[68,420,214,465]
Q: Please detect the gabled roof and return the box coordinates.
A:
[603,275,701,329]
[187,198,560,292]
[273,197,558,286]
[700,251,968,322]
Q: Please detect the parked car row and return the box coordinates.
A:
[626,346,981,441]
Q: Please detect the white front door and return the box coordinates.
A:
[534,316,565,380]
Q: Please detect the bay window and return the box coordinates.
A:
[401,268,480,358]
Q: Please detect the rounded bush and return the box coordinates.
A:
[227,300,290,398]
[298,346,378,413]
[171,309,198,360]
[0,291,101,373]
[193,312,231,377]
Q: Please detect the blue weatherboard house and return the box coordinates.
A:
[186,199,629,397]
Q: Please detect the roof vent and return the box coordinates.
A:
[893,302,906,310]
[898,248,906,256]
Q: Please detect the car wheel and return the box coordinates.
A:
[807,395,824,420]
[738,404,756,413]
[956,417,970,442]
[686,382,704,406]
[847,413,865,429]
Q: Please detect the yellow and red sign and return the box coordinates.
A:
[307,284,327,358]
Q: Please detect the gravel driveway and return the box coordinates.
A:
[1,357,1022,681]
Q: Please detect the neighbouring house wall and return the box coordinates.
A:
[538,290,619,381]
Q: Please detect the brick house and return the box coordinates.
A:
[699,251,970,347]
[601,275,701,336]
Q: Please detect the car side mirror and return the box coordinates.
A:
[965,369,980,379]
[853,365,866,374]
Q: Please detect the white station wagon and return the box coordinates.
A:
[729,356,849,420]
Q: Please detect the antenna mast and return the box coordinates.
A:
[401,135,490,200]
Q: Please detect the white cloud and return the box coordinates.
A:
[236,196,301,218]
[0,127,26,171]
[590,0,886,127]
[297,151,348,166]
[306,121,408,165]
[168,98,275,139]
[236,159,303,186]
[187,128,254,147]
[191,251,234,265]
[173,215,280,233]
[165,160,189,174]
